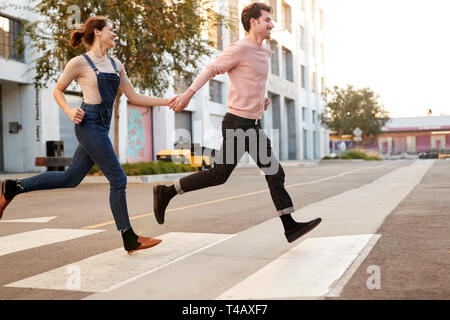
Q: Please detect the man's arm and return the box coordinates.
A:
[170,43,242,112]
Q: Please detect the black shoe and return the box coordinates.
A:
[284,218,322,243]
[153,185,170,225]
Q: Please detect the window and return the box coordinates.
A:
[302,107,307,121]
[312,110,316,123]
[311,72,316,92]
[312,37,316,57]
[229,0,240,43]
[300,26,306,50]
[174,71,194,94]
[270,0,278,22]
[0,15,24,62]
[283,47,293,82]
[282,2,292,33]
[301,0,306,12]
[320,9,324,29]
[311,0,316,21]
[208,15,223,51]
[321,77,325,95]
[320,43,324,63]
[301,65,306,88]
[209,80,223,103]
[270,40,279,76]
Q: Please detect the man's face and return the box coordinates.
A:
[251,10,275,39]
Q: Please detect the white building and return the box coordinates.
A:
[0,0,328,173]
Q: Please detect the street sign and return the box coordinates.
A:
[353,127,362,142]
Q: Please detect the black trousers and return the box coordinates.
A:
[175,112,294,216]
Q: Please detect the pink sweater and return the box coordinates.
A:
[189,37,272,120]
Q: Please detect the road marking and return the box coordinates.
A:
[215,234,380,299]
[0,216,57,224]
[0,228,104,257]
[6,232,235,293]
[82,164,388,229]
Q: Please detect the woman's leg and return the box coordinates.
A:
[20,144,95,192]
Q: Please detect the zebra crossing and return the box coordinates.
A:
[0,160,434,299]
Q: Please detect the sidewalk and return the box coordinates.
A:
[0,160,321,184]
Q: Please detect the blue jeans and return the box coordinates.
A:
[21,103,131,231]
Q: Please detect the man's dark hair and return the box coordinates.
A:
[241,2,273,33]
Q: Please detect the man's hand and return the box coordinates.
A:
[169,88,195,112]
[67,107,85,124]
[264,97,271,111]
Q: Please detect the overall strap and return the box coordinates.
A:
[82,53,99,74]
[108,57,120,74]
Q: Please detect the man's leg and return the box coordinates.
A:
[153,120,246,224]
[248,127,321,243]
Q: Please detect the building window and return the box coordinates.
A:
[282,2,292,33]
[312,110,316,123]
[321,77,325,95]
[320,43,324,63]
[283,47,293,82]
[301,0,306,12]
[174,71,194,94]
[209,79,223,103]
[311,72,316,92]
[300,26,306,50]
[311,0,316,21]
[320,9,324,29]
[312,36,316,57]
[0,15,24,62]
[208,15,223,51]
[302,107,307,121]
[270,0,278,22]
[270,40,279,76]
[301,65,306,88]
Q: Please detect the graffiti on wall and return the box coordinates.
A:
[127,103,153,163]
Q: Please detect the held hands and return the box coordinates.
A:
[169,89,195,112]
[264,97,271,111]
[67,107,85,124]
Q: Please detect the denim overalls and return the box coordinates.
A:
[21,53,132,231]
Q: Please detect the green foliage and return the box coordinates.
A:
[319,85,390,144]
[9,0,232,95]
[88,161,197,176]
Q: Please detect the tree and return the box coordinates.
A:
[319,85,390,145]
[9,0,232,156]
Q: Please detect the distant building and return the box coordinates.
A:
[365,116,450,155]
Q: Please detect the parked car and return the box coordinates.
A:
[156,143,216,170]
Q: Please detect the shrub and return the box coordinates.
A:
[88,161,197,176]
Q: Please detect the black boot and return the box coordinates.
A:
[153,185,177,224]
[284,218,322,243]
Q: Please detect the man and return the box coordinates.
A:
[154,2,321,243]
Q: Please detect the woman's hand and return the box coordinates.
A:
[67,107,85,124]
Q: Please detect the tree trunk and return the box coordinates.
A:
[114,89,123,158]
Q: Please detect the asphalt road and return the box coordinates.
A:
[0,159,448,300]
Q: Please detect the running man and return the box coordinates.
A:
[153,3,321,243]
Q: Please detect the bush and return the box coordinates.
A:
[88,161,197,176]
[322,149,383,161]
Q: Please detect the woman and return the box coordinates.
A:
[0,16,168,254]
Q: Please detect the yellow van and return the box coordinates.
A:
[156,148,212,170]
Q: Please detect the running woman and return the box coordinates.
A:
[153,3,321,243]
[0,16,166,254]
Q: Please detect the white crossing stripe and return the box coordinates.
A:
[216,234,381,299]
[0,216,57,224]
[6,232,235,293]
[0,228,104,257]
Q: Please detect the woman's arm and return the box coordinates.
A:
[121,81,170,107]
[53,82,85,124]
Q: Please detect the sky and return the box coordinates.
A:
[320,0,450,118]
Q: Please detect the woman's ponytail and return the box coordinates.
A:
[69,29,84,48]
[68,16,108,49]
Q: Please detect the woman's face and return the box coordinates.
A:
[95,22,117,49]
